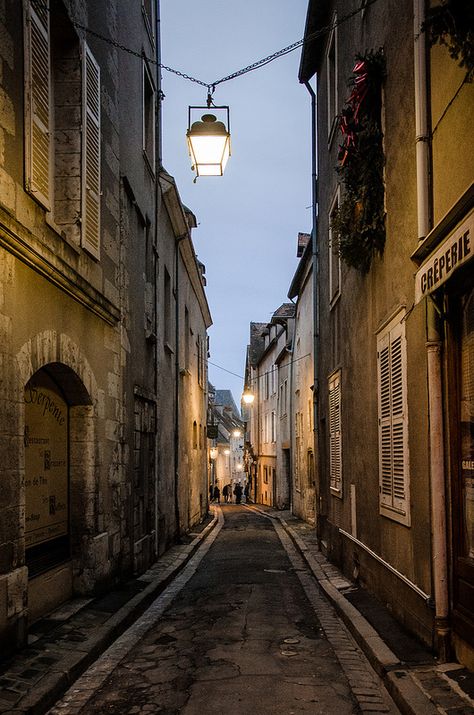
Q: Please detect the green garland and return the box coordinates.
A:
[331,50,386,273]
[423,0,474,82]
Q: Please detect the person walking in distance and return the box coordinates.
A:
[234,483,243,504]
[213,484,221,504]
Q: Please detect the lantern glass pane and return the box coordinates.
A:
[190,135,227,164]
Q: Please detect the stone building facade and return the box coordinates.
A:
[0,0,210,655]
[245,303,296,509]
[299,0,473,667]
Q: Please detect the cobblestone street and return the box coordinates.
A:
[48,507,398,715]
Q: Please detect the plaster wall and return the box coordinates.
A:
[291,265,314,524]
[313,0,432,644]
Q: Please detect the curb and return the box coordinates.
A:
[279,516,439,715]
[9,510,219,715]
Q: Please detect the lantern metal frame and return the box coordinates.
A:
[187,104,231,178]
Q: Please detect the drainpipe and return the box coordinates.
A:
[414,0,449,661]
[304,78,320,531]
[174,234,187,541]
[153,0,161,557]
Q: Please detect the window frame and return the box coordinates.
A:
[329,187,341,306]
[142,0,155,46]
[377,310,411,525]
[24,0,51,209]
[81,42,101,259]
[326,14,338,144]
[142,58,156,174]
[329,369,342,497]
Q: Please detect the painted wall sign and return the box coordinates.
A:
[415,211,473,304]
[24,373,68,548]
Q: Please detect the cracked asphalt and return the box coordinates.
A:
[49,506,398,714]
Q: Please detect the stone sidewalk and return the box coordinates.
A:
[0,514,218,715]
[251,504,474,715]
[0,504,473,715]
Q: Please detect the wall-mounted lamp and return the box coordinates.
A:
[232,429,242,438]
[187,94,231,179]
[209,447,218,460]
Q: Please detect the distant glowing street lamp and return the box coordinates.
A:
[209,447,218,460]
[187,99,231,179]
[242,389,254,405]
[224,448,230,455]
[232,429,242,438]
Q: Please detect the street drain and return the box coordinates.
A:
[281,650,298,657]
[283,637,300,644]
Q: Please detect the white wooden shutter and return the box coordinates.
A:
[25,0,51,208]
[329,371,342,494]
[82,43,101,259]
[378,332,392,507]
[377,317,409,522]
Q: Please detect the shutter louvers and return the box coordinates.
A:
[329,372,342,494]
[82,44,101,259]
[377,318,409,522]
[26,0,51,207]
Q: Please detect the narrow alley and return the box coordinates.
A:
[46,507,398,715]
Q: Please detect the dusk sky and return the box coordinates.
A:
[160,1,312,404]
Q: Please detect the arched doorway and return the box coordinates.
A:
[24,369,69,577]
[24,363,93,621]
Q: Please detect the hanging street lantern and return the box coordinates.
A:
[209,447,218,460]
[187,96,231,179]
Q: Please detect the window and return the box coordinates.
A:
[196,334,205,388]
[142,0,155,44]
[377,311,410,524]
[193,421,197,449]
[294,412,303,490]
[271,366,276,395]
[184,307,190,369]
[326,16,338,140]
[24,2,100,256]
[263,466,269,484]
[81,43,101,257]
[329,370,342,495]
[24,0,51,208]
[271,411,276,442]
[329,189,341,305]
[143,60,155,172]
[163,267,171,346]
[307,450,315,487]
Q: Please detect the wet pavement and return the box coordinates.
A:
[0,505,473,714]
[47,506,397,714]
